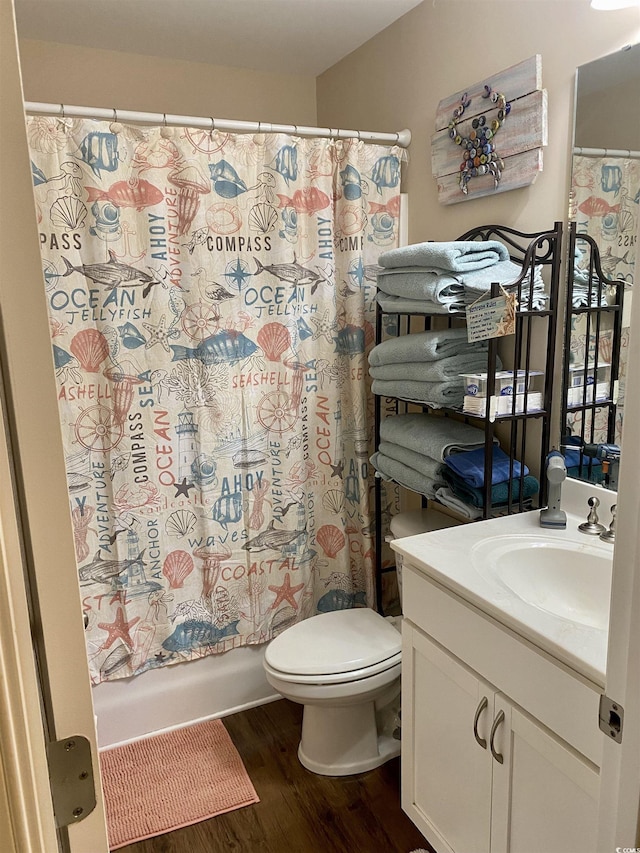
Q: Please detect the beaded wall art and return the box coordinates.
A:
[431,55,547,205]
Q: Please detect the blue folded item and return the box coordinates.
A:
[378,240,509,272]
[443,468,540,509]
[562,438,602,471]
[444,446,529,489]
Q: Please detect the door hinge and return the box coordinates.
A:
[46,735,96,827]
[599,694,624,744]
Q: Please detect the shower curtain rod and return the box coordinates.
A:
[24,101,412,148]
[573,146,640,160]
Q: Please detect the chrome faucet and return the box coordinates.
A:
[600,504,616,544]
[539,451,567,529]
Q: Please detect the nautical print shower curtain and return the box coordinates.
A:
[569,154,638,444]
[28,116,402,683]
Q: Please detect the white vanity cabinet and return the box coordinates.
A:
[401,563,602,853]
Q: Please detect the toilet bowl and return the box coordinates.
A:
[263,608,402,776]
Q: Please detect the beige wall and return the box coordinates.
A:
[316,0,640,241]
[18,39,317,125]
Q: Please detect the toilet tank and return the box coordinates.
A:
[389,508,461,598]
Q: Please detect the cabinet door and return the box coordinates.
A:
[402,623,493,853]
[490,696,599,853]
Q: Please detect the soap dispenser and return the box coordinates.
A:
[539,450,567,529]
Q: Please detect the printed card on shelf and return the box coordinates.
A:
[466,292,517,342]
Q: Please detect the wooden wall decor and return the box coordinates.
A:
[431,55,547,205]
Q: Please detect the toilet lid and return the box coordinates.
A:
[264,608,401,676]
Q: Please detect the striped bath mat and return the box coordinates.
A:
[100,718,259,849]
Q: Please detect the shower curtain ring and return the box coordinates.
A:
[357,130,361,142]
[162,113,167,127]
[209,116,215,133]
[395,132,400,143]
[60,103,65,119]
[258,121,262,133]
[293,125,298,135]
[112,108,117,122]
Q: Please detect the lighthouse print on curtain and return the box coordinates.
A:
[28,117,402,683]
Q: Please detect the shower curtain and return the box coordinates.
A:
[569,154,638,444]
[28,116,402,683]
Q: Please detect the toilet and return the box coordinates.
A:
[263,607,402,776]
[264,508,461,777]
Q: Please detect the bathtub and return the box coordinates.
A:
[92,643,278,748]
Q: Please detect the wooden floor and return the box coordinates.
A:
[118,698,432,853]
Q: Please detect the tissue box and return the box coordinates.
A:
[461,370,543,398]
[567,383,610,406]
[568,362,610,388]
[463,392,544,417]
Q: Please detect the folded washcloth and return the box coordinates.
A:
[371,451,439,499]
[379,240,509,272]
[443,467,540,509]
[434,485,483,520]
[376,293,462,315]
[372,378,464,408]
[369,353,491,383]
[378,440,447,484]
[369,327,482,366]
[380,413,494,460]
[444,446,529,489]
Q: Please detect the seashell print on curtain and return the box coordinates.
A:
[28,116,403,683]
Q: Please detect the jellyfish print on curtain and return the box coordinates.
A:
[28,115,403,683]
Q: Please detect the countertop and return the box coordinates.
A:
[392,478,616,686]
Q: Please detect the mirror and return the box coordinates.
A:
[564,43,640,488]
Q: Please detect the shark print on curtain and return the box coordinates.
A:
[28,116,402,683]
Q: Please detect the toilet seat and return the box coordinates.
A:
[264,652,401,685]
[264,608,401,684]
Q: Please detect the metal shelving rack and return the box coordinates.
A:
[374,222,564,613]
[560,221,624,481]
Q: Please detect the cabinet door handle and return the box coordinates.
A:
[473,696,489,749]
[490,709,505,764]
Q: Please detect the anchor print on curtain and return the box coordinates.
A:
[28,116,403,683]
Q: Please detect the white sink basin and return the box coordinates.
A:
[472,534,612,630]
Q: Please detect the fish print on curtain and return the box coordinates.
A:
[28,116,402,683]
[569,154,638,444]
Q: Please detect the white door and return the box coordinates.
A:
[597,219,640,850]
[0,1,109,850]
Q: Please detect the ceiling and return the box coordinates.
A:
[14,0,424,76]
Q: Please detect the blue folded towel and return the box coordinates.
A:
[369,327,481,366]
[380,413,494,461]
[444,446,529,488]
[376,259,532,303]
[377,293,461,315]
[378,440,447,484]
[372,378,463,408]
[562,437,603,482]
[379,240,509,272]
[443,468,540,509]
[371,451,440,499]
[369,354,490,382]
